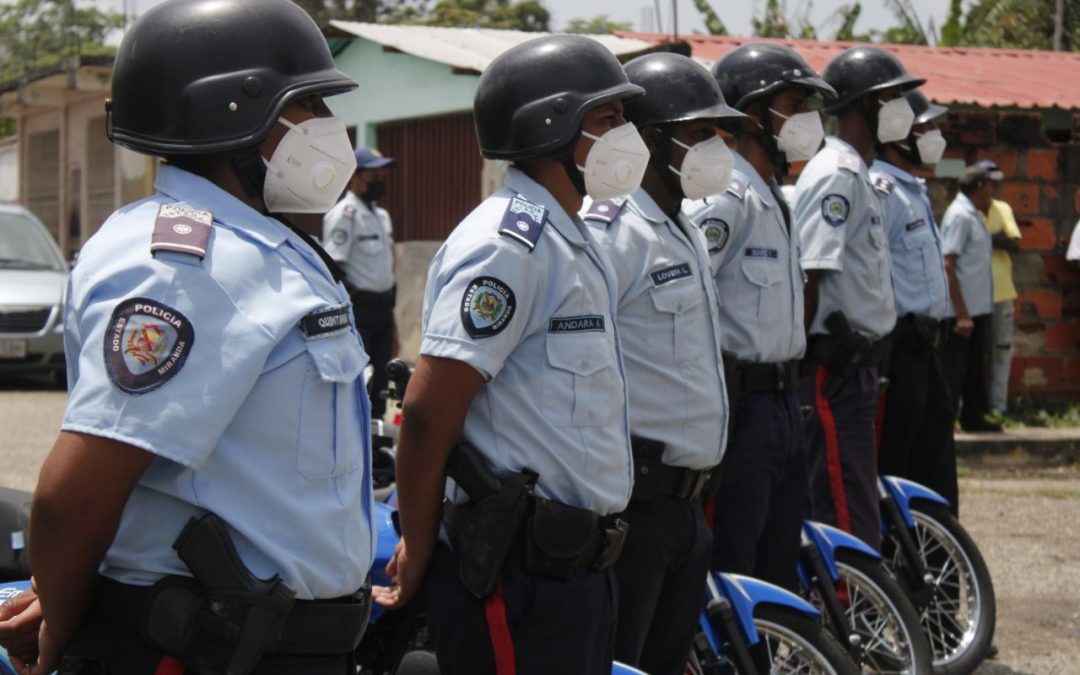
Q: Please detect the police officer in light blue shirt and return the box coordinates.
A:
[22,3,375,673]
[871,88,959,509]
[375,35,646,675]
[941,164,998,434]
[583,52,734,675]
[795,45,923,550]
[685,42,835,592]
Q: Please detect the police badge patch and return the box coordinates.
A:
[821,194,850,227]
[105,298,194,394]
[330,229,348,245]
[701,218,730,254]
[461,277,516,338]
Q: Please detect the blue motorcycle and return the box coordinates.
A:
[878,477,996,675]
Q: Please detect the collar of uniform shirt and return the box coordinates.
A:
[732,151,779,211]
[874,158,922,187]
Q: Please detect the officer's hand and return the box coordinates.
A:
[954,316,974,338]
[25,619,60,675]
[372,539,427,610]
[0,589,42,666]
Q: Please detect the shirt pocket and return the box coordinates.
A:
[649,281,704,363]
[542,332,620,428]
[357,233,384,255]
[740,259,783,324]
[297,330,369,480]
[901,227,936,280]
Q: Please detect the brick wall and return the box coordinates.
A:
[933,111,1080,400]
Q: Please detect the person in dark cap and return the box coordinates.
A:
[941,163,1000,435]
[324,146,399,420]
[975,159,1021,420]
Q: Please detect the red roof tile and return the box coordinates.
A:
[618,32,1080,110]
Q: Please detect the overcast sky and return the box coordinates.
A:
[86,0,951,42]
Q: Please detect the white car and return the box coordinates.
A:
[0,204,68,383]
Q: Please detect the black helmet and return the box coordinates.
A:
[711,42,835,110]
[622,52,744,128]
[108,0,356,156]
[474,35,644,160]
[905,89,947,125]
[823,46,925,113]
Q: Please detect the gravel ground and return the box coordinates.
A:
[2,374,1078,673]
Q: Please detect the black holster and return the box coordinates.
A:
[453,470,536,598]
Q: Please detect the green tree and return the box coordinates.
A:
[937,0,1079,51]
[392,0,549,30]
[691,0,728,36]
[753,0,790,38]
[565,14,632,34]
[939,0,965,46]
[0,0,123,85]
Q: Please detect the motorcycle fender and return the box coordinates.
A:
[880,476,950,528]
[714,572,821,644]
[803,520,880,580]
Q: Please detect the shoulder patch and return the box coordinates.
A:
[105,298,194,394]
[343,204,356,218]
[582,198,627,224]
[498,195,548,251]
[461,276,516,339]
[700,218,731,254]
[151,204,212,259]
[836,152,861,174]
[330,228,348,245]
[726,175,748,200]
[873,176,895,196]
[821,194,850,227]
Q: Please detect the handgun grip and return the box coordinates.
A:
[174,514,280,594]
[445,442,503,501]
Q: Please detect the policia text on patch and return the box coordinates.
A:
[441,442,629,598]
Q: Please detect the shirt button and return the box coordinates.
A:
[677,303,684,312]
[580,360,588,370]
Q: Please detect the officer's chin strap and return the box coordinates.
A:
[749,101,790,180]
[229,146,346,284]
[888,133,922,168]
[653,128,687,204]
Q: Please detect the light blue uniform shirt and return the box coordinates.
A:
[62,165,375,600]
[421,168,633,515]
[323,191,395,293]
[584,189,727,471]
[940,192,994,318]
[870,160,950,320]
[685,151,806,363]
[795,137,897,340]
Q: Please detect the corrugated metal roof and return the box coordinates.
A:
[329,22,655,73]
[620,32,1080,110]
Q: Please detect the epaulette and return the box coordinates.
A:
[343,204,356,219]
[498,195,548,251]
[582,198,627,224]
[873,175,895,196]
[726,174,749,201]
[150,203,213,259]
[836,152,861,174]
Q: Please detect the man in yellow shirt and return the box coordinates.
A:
[977,159,1021,417]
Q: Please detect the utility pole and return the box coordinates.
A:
[672,0,678,40]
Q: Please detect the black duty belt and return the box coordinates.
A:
[630,436,714,502]
[893,313,945,350]
[94,575,372,655]
[807,334,891,371]
[730,358,800,394]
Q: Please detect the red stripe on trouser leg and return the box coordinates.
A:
[815,365,852,534]
[875,388,887,456]
[153,656,185,675]
[484,576,517,675]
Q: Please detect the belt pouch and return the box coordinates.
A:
[630,435,666,503]
[456,472,535,598]
[523,498,597,580]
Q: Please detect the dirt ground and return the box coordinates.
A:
[1,375,1078,674]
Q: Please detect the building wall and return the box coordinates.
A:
[328,38,478,147]
[931,110,1080,400]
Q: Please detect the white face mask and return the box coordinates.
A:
[577,122,650,200]
[770,108,825,163]
[669,136,734,200]
[877,96,915,144]
[914,128,947,165]
[262,116,357,214]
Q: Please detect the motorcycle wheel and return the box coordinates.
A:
[753,604,861,675]
[887,501,996,675]
[832,550,934,675]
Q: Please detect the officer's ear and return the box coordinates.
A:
[639,126,664,156]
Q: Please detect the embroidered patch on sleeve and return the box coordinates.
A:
[330,229,348,245]
[104,298,194,394]
[461,277,516,338]
[701,218,730,254]
[821,194,850,227]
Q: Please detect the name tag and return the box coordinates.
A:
[744,247,778,259]
[549,315,605,333]
[650,263,692,286]
[905,219,926,232]
[301,305,352,337]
